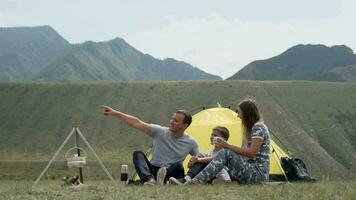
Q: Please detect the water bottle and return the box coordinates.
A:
[120,164,128,182]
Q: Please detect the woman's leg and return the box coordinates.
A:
[195,149,246,183]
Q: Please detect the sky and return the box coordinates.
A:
[1,0,355,79]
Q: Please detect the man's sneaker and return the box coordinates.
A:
[168,177,185,185]
[143,177,156,186]
[156,167,167,185]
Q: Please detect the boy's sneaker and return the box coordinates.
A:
[143,177,156,186]
[169,177,185,185]
[156,167,167,185]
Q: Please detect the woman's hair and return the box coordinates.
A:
[238,98,261,137]
[213,126,230,141]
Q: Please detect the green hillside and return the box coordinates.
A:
[0,26,71,81]
[35,38,220,82]
[322,64,356,81]
[228,44,356,82]
[0,81,355,180]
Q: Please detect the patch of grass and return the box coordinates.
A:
[0,180,355,200]
[0,161,129,181]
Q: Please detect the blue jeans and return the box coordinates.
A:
[132,151,185,183]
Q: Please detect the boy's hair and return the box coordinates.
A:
[213,126,230,141]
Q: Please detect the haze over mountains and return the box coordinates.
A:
[1,25,356,82]
[0,26,221,82]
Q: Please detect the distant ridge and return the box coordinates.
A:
[0,26,221,82]
[34,38,221,82]
[228,44,356,82]
[0,26,71,81]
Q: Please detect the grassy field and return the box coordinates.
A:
[1,80,356,180]
[0,180,355,200]
[0,161,126,181]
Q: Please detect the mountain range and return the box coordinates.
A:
[0,26,221,82]
[228,44,356,81]
[0,26,71,81]
[1,25,356,82]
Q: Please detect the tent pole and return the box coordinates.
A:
[270,129,289,154]
[272,145,289,182]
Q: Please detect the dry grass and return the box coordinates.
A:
[0,180,355,200]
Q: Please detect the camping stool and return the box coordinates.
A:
[65,147,87,168]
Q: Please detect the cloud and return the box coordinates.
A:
[0,12,38,27]
[126,13,301,78]
[126,1,356,79]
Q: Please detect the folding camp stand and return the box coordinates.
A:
[32,127,117,190]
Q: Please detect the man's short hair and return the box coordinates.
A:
[213,126,230,141]
[176,110,192,127]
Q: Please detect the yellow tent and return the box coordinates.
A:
[184,106,289,179]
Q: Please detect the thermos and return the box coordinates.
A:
[120,164,128,182]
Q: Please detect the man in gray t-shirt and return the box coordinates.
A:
[100,105,198,185]
[149,124,199,167]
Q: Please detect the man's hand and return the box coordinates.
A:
[100,105,117,116]
[188,156,198,168]
[100,105,151,135]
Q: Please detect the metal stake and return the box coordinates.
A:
[75,130,84,184]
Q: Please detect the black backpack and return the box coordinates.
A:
[281,157,316,182]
